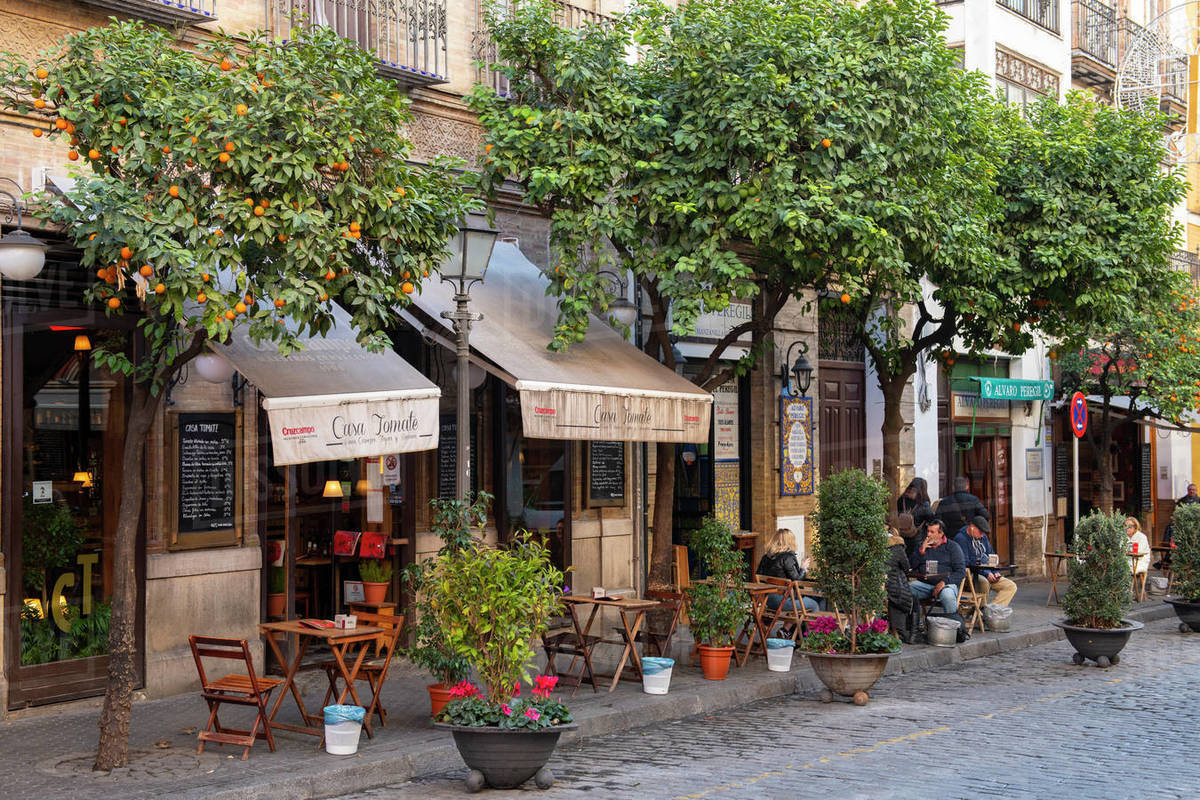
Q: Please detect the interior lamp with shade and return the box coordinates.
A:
[322,479,344,499]
[73,471,93,488]
[73,334,92,351]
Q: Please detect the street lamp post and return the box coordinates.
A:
[440,213,498,501]
[781,341,814,397]
[0,177,49,281]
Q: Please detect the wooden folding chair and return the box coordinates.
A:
[542,623,601,695]
[957,577,983,634]
[189,635,284,760]
[755,576,804,642]
[619,589,683,658]
[319,611,405,736]
[795,580,845,628]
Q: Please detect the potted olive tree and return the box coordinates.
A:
[1167,503,1200,631]
[801,469,900,706]
[685,516,750,680]
[402,495,484,716]
[1054,511,1142,667]
[427,502,573,792]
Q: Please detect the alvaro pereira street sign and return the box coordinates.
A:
[970,377,1055,402]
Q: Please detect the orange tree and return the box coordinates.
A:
[0,21,473,769]
[1057,280,1200,513]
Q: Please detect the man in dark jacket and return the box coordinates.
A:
[935,476,989,538]
[909,520,966,614]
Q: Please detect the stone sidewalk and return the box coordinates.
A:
[1,581,1177,800]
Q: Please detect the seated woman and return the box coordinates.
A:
[885,524,916,643]
[756,528,820,623]
[1125,517,1151,577]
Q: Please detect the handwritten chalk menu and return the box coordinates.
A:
[1140,443,1153,513]
[587,441,625,507]
[437,415,478,499]
[1054,447,1069,500]
[178,413,236,533]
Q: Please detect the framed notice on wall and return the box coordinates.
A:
[586,441,626,507]
[170,412,241,549]
[780,396,814,496]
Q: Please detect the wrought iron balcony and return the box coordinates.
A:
[271,0,447,88]
[75,0,216,26]
[1171,250,1200,287]
[474,1,612,96]
[997,0,1059,34]
[1071,0,1116,86]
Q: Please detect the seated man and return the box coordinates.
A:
[953,515,1017,607]
[909,520,965,614]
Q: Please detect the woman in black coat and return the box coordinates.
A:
[756,528,819,616]
[885,528,915,643]
[897,477,933,557]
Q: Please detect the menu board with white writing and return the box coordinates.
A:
[587,441,626,507]
[177,413,236,534]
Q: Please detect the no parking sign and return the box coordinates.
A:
[1070,391,1088,438]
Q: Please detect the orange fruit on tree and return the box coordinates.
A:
[219,58,232,71]
[107,297,121,309]
[349,221,361,233]
[88,233,97,241]
[162,145,170,154]
[236,103,247,116]
[234,301,247,314]
[401,281,414,294]
[259,199,269,208]
[169,185,180,197]
[65,122,75,134]
[120,246,133,260]
[277,233,288,243]
[244,294,253,304]
[154,282,166,295]
[201,272,210,282]
[840,293,851,304]
[110,145,120,154]
[35,67,48,80]
[32,128,42,138]
[139,264,153,277]
[821,138,832,148]
[402,270,411,279]
[318,292,329,301]
[196,292,207,303]
[224,309,236,320]
[190,136,198,144]
[484,144,494,153]
[116,117,126,127]
[349,230,360,239]
[218,152,230,163]
[95,268,106,280]
[324,270,336,280]
[54,118,67,130]
[273,298,285,308]
[33,98,45,109]
[224,141,235,152]
[67,150,78,161]
[253,206,264,216]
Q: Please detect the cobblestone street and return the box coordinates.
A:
[341,616,1199,800]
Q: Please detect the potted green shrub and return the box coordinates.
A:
[801,469,900,706]
[358,558,393,604]
[22,500,83,603]
[266,567,287,619]
[685,516,750,680]
[1054,511,1142,667]
[1166,503,1200,632]
[426,500,573,792]
[401,495,483,716]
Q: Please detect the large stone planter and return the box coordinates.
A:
[436,722,577,792]
[806,651,894,706]
[1052,619,1143,667]
[1165,598,1200,633]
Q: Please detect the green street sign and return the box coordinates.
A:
[969,377,1054,401]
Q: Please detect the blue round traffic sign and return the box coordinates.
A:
[1070,391,1088,438]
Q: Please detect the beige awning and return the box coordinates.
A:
[215,304,440,465]
[406,242,711,443]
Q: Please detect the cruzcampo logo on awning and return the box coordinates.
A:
[969,377,1054,401]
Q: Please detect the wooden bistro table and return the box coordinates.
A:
[1044,552,1075,606]
[259,620,384,743]
[556,596,662,692]
[733,580,780,667]
[1129,550,1150,602]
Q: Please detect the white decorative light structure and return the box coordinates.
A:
[0,177,49,281]
[194,351,236,384]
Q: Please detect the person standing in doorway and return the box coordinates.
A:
[936,476,989,539]
[897,477,934,557]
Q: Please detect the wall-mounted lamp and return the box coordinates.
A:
[0,177,49,281]
[781,340,813,397]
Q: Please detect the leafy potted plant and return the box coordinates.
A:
[685,516,750,680]
[1166,503,1200,632]
[1054,511,1142,667]
[401,495,483,716]
[802,469,900,705]
[427,501,573,792]
[358,558,393,604]
[22,499,83,604]
[266,567,287,619]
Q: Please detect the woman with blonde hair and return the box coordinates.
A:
[756,528,819,615]
[1125,517,1150,577]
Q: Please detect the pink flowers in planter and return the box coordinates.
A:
[805,615,839,635]
[855,619,890,635]
[449,680,482,699]
[532,675,559,698]
[524,707,541,722]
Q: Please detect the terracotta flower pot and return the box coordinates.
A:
[427,682,454,717]
[362,580,388,604]
[266,592,286,618]
[806,651,893,705]
[697,644,734,680]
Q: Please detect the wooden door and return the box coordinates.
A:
[958,437,1012,562]
[818,364,866,479]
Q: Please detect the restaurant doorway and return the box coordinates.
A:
[3,315,144,708]
[954,435,1013,563]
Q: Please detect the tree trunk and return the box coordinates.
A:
[94,381,159,771]
[878,367,915,504]
[1091,405,1115,514]
[647,441,676,590]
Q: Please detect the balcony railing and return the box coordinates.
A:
[997,0,1059,34]
[271,0,447,87]
[1072,0,1116,69]
[474,1,612,96]
[1117,17,1144,66]
[76,0,217,26]
[1171,250,1200,287]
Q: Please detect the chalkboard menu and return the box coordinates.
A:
[1140,443,1153,513]
[1054,447,1069,500]
[177,413,236,534]
[437,415,478,499]
[587,440,626,507]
